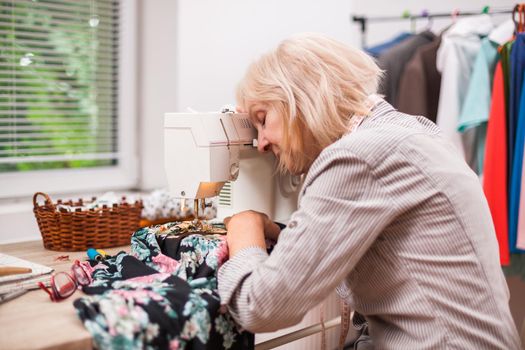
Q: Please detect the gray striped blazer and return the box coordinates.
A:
[218,99,522,349]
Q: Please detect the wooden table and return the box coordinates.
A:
[0,241,351,350]
[0,241,129,350]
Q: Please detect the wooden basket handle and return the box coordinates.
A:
[33,192,55,209]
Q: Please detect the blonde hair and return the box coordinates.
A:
[236,33,382,174]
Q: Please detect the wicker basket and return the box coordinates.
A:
[33,192,143,251]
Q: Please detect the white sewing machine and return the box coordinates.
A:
[163,109,300,221]
[163,109,351,348]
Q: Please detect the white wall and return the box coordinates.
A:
[175,0,353,111]
[138,0,178,189]
[140,0,354,190]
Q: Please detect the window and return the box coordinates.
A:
[0,0,137,198]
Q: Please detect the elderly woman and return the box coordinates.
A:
[218,33,522,349]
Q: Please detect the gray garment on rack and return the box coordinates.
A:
[378,30,435,106]
[397,35,442,122]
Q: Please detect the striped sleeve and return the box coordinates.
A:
[217,148,399,332]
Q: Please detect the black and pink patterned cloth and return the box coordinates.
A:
[73,222,253,350]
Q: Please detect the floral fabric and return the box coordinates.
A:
[73,222,254,350]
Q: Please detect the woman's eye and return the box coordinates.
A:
[256,112,266,127]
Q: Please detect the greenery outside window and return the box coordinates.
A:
[0,0,137,198]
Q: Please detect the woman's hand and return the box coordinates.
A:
[224,210,281,257]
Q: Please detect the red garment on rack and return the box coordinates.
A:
[483,61,510,265]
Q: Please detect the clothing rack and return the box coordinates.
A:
[352,7,514,48]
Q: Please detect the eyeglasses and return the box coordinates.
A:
[39,260,91,302]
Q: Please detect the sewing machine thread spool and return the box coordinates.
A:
[96,249,107,257]
[87,248,103,261]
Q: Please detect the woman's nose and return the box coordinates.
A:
[257,133,270,153]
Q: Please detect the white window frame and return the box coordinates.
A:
[0,0,138,199]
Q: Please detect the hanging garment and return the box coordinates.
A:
[435,15,494,171]
[518,34,525,250]
[500,41,514,190]
[491,22,514,204]
[483,61,510,265]
[377,31,435,106]
[518,149,525,250]
[73,222,254,350]
[457,38,499,175]
[467,19,514,178]
[509,34,525,173]
[509,33,525,253]
[397,35,442,122]
[436,15,493,168]
[364,32,412,58]
[501,41,513,112]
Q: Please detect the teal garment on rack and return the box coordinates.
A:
[457,38,499,175]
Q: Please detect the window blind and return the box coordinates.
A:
[0,0,119,172]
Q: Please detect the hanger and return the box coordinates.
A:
[451,8,460,24]
[515,4,525,33]
[401,10,417,34]
[421,9,433,31]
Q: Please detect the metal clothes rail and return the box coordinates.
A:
[351,7,514,47]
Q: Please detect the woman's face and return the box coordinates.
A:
[248,103,283,159]
[245,101,317,174]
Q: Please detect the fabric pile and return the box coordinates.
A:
[73,221,253,350]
